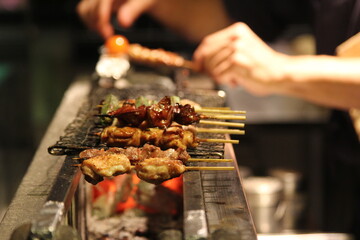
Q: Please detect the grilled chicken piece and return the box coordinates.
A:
[79,148,106,159]
[138,144,189,163]
[81,154,131,185]
[135,158,186,184]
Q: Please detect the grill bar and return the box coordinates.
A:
[183,171,209,239]
[30,155,81,239]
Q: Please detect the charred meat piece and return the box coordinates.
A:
[109,103,147,127]
[135,158,186,184]
[173,104,201,125]
[81,154,131,184]
[147,96,174,128]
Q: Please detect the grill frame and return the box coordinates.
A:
[3,74,257,240]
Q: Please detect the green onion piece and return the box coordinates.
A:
[135,96,156,107]
[170,96,181,106]
[100,94,119,125]
[101,94,119,114]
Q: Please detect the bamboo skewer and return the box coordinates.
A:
[92,127,243,138]
[185,166,235,171]
[199,120,245,128]
[95,113,247,121]
[196,109,246,114]
[129,165,234,171]
[96,105,234,110]
[182,60,197,70]
[196,128,245,135]
[203,114,246,120]
[73,164,234,171]
[73,157,234,162]
[187,158,233,162]
[95,106,245,115]
[198,138,239,144]
[197,106,231,110]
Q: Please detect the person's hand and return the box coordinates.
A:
[193,22,289,96]
[77,0,156,39]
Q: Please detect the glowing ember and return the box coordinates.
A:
[91,172,183,215]
[88,172,184,240]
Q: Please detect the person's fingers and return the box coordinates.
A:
[194,34,233,63]
[76,0,94,28]
[77,0,114,39]
[205,46,234,77]
[97,0,115,38]
[117,0,155,28]
[193,24,241,70]
[212,58,243,85]
[220,63,272,96]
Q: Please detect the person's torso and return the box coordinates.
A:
[312,0,360,54]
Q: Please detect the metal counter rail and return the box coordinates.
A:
[183,139,257,240]
[0,77,91,240]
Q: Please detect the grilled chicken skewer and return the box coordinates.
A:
[128,43,197,71]
[98,96,246,129]
[77,144,234,163]
[104,34,197,71]
[79,154,234,185]
[79,143,190,164]
[76,144,234,184]
[99,125,239,149]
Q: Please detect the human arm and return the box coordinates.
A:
[193,22,360,110]
[76,0,156,39]
[146,0,232,43]
[76,0,232,42]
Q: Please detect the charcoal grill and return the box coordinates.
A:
[1,71,257,240]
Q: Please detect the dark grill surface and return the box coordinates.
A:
[48,81,226,159]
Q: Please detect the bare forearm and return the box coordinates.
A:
[148,0,232,43]
[280,55,360,109]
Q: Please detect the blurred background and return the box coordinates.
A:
[0,0,196,221]
[0,0,335,235]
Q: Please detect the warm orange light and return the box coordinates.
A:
[92,179,117,201]
[92,172,184,214]
[161,175,183,195]
[105,35,129,55]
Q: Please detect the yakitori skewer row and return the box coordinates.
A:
[73,144,235,185]
[97,95,246,130]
